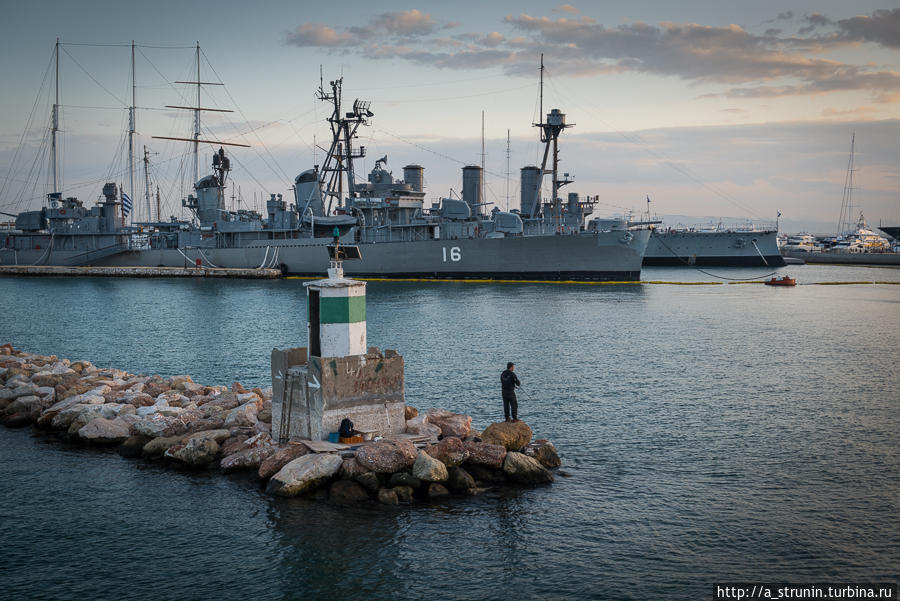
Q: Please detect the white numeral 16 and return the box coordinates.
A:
[442,246,461,262]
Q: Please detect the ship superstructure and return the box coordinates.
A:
[1,47,650,279]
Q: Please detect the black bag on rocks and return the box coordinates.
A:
[339,418,354,438]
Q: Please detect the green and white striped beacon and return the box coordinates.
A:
[303,227,366,358]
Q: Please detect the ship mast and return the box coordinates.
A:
[50,38,60,198]
[152,43,247,194]
[143,145,158,222]
[128,40,136,224]
[193,43,200,183]
[316,73,371,213]
[530,54,573,226]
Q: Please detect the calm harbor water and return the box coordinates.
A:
[1,264,898,600]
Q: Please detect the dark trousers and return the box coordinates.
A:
[502,391,518,420]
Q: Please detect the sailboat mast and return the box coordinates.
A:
[128,40,136,224]
[50,38,60,197]
[838,132,856,237]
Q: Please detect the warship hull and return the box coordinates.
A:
[1,229,651,281]
[643,230,785,267]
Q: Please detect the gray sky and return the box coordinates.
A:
[1,1,898,231]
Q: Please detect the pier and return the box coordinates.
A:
[0,265,282,279]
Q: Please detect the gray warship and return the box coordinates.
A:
[1,47,650,280]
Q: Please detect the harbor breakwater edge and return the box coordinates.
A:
[0,344,561,504]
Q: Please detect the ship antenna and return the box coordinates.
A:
[538,53,545,142]
[505,128,510,211]
[481,110,485,208]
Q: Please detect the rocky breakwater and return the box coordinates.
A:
[1,345,562,505]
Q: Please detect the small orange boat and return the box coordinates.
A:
[765,275,796,286]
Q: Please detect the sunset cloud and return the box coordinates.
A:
[286,9,442,48]
[284,8,900,102]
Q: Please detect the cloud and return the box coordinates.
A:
[556,4,579,14]
[285,10,440,48]
[371,9,437,37]
[836,9,900,49]
[284,8,900,101]
[285,23,353,47]
[798,13,833,35]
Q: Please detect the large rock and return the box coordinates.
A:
[481,421,533,451]
[405,414,442,440]
[425,408,472,438]
[355,472,381,493]
[119,435,152,458]
[412,450,449,483]
[266,453,343,497]
[427,482,450,499]
[37,395,85,427]
[392,485,415,503]
[52,404,100,431]
[524,440,561,469]
[1,411,31,428]
[258,444,309,480]
[0,382,39,402]
[466,464,507,484]
[462,441,507,468]
[377,488,399,505]
[223,401,259,428]
[134,409,202,438]
[503,451,554,485]
[170,437,220,466]
[447,466,476,494]
[425,436,468,467]
[78,417,131,444]
[355,440,417,473]
[186,417,226,434]
[122,392,155,407]
[387,472,420,489]
[200,393,240,413]
[220,432,277,472]
[186,429,231,445]
[5,395,41,418]
[338,457,370,479]
[142,435,188,459]
[220,434,249,457]
[329,479,370,504]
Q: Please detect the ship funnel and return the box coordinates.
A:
[520,166,542,217]
[294,169,324,217]
[462,165,482,218]
[403,165,424,192]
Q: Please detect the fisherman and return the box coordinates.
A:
[500,362,521,422]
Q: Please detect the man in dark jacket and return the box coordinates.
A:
[500,362,521,422]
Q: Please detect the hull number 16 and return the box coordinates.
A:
[442,246,461,262]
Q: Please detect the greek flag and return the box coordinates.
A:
[777,211,782,218]
[122,192,132,218]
